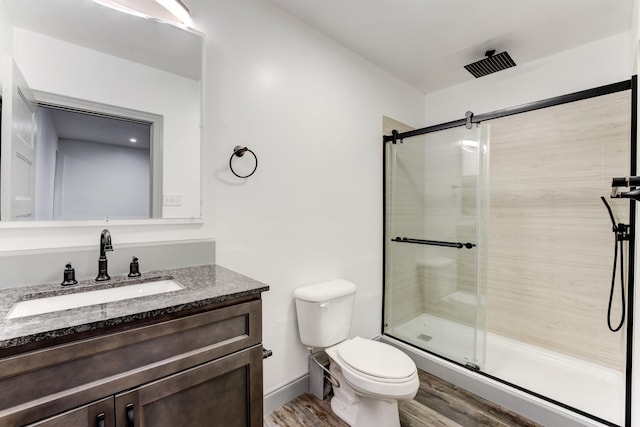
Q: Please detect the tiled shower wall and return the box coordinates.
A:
[485,90,630,370]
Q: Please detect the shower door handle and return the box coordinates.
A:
[391,237,476,249]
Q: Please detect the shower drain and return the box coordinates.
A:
[417,334,432,342]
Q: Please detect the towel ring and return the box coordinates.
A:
[229,146,258,178]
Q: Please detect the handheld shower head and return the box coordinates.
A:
[600,195,629,333]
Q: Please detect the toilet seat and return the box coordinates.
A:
[327,337,419,400]
[336,337,416,383]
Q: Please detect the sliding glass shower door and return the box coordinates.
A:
[384,125,487,368]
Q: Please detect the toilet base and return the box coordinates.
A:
[331,394,400,427]
[329,363,401,427]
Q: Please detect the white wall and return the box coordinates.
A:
[0,0,11,59]
[190,0,425,393]
[53,139,149,220]
[34,108,58,220]
[12,28,201,219]
[0,0,12,99]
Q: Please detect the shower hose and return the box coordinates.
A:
[600,196,626,332]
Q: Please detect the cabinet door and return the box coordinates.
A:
[25,397,114,427]
[115,345,263,427]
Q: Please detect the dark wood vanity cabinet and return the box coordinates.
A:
[1,296,264,427]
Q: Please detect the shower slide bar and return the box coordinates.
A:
[391,237,476,249]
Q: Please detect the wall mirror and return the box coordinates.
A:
[0,0,203,222]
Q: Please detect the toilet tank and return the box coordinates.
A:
[293,279,356,348]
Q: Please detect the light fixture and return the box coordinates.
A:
[91,0,150,19]
[129,138,138,143]
[91,0,192,27]
[154,0,191,26]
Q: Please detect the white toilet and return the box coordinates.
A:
[294,279,419,427]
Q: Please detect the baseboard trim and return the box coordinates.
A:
[264,374,309,415]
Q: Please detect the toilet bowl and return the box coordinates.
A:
[294,280,419,427]
[325,337,419,427]
[328,337,419,398]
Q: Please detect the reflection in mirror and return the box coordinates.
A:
[0,0,203,222]
[37,105,153,221]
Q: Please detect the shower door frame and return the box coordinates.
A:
[382,76,637,427]
[383,123,487,369]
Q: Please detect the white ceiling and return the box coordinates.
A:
[269,0,635,94]
[44,107,151,150]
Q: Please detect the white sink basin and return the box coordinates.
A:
[6,279,183,319]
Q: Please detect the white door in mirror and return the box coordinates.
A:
[6,280,183,319]
[2,58,37,221]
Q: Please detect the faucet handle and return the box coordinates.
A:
[61,262,78,286]
[128,256,141,277]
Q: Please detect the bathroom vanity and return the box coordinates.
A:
[0,265,269,426]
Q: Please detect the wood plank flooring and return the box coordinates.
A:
[264,369,541,427]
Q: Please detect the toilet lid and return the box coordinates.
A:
[337,337,415,380]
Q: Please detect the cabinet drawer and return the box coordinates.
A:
[0,299,261,425]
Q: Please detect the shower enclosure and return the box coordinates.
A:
[383,82,634,427]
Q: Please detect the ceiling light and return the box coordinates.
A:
[91,0,192,27]
[154,0,192,26]
[130,138,138,143]
[92,0,150,19]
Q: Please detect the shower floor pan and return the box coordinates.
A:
[391,313,623,425]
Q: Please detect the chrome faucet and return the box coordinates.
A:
[96,229,113,281]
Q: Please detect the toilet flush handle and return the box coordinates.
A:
[320,302,330,309]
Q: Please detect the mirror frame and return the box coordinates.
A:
[0,1,206,227]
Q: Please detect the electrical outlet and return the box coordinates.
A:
[163,193,182,206]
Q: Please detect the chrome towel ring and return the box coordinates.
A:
[229,145,258,178]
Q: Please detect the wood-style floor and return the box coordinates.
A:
[264,369,542,427]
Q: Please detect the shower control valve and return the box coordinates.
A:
[615,223,631,241]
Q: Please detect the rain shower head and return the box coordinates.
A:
[464,50,516,78]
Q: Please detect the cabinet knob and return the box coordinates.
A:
[96,413,105,427]
[126,403,135,427]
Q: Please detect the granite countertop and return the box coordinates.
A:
[0,264,269,351]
